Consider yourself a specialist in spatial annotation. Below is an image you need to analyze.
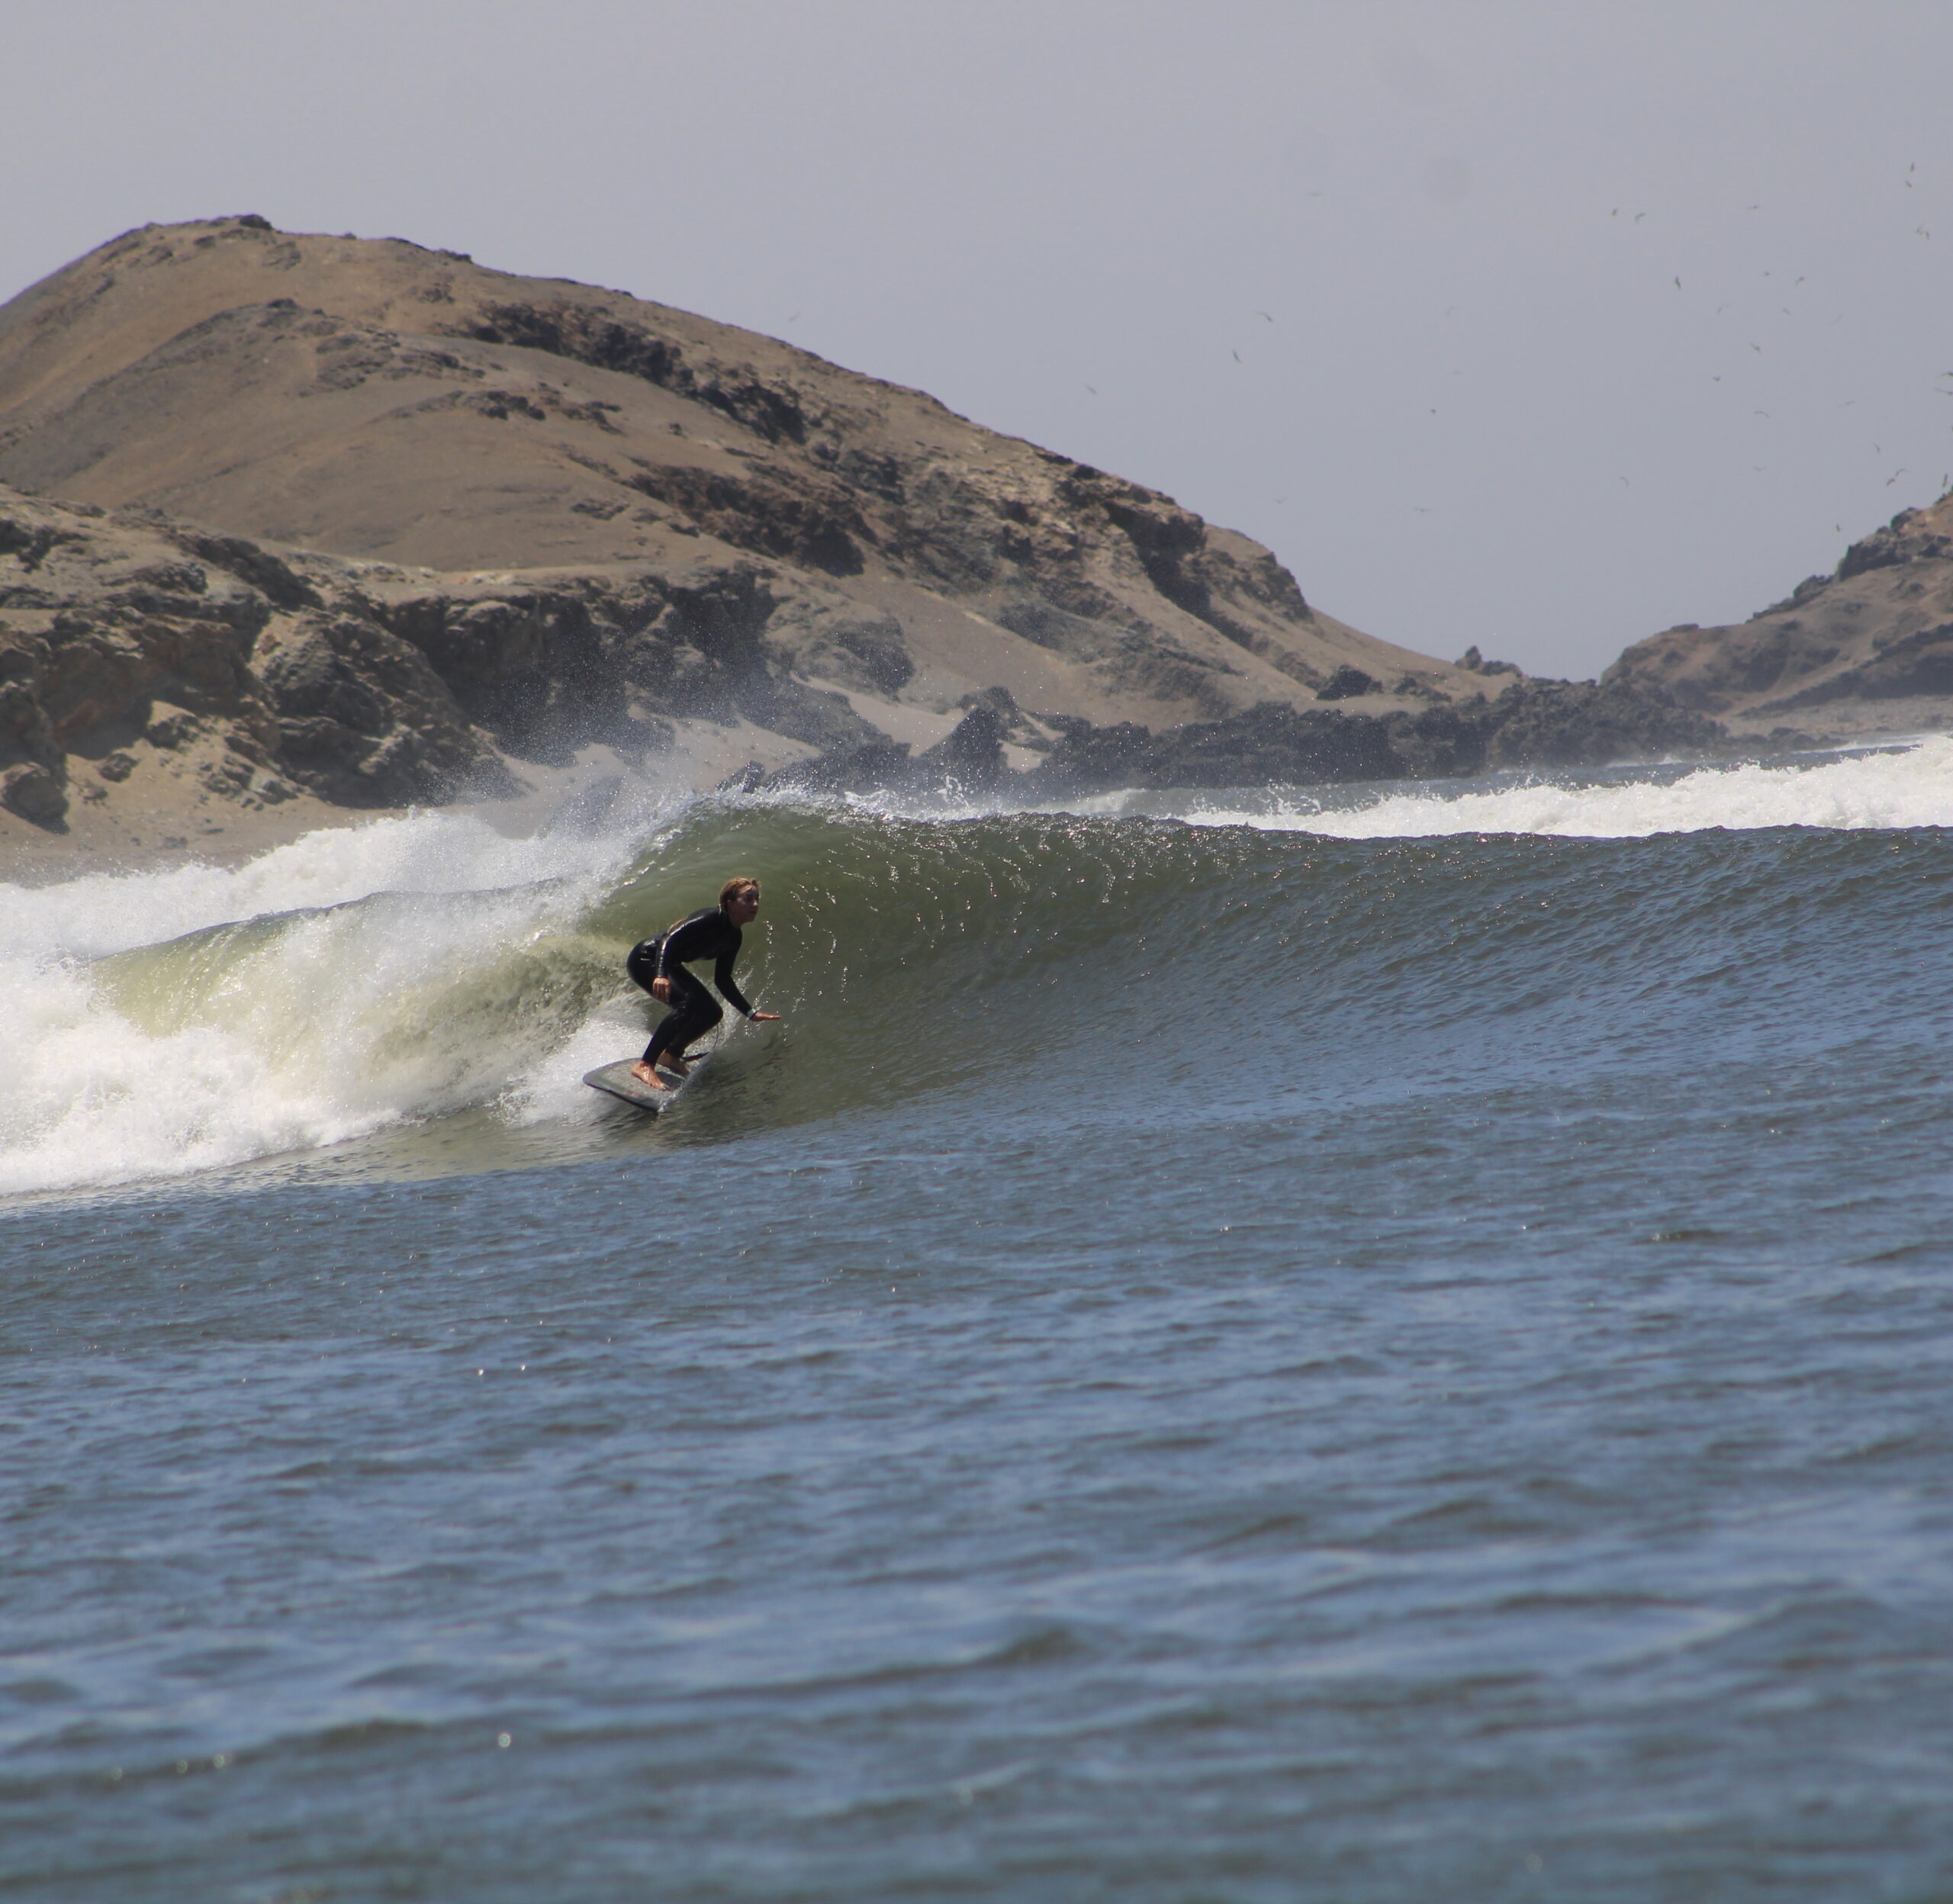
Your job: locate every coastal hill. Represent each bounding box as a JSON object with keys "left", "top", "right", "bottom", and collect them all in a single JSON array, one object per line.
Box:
[
  {"left": 0, "top": 215, "right": 1508, "bottom": 847},
  {"left": 1608, "top": 493, "right": 1953, "bottom": 738},
  {"left": 0, "top": 215, "right": 1829, "bottom": 859}
]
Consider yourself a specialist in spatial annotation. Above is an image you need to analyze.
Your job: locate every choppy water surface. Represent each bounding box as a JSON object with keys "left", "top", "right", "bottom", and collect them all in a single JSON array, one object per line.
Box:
[{"left": 7, "top": 743, "right": 1953, "bottom": 1900}]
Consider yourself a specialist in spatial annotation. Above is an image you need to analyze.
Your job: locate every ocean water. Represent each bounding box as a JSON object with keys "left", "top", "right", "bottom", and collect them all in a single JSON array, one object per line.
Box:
[{"left": 6, "top": 741, "right": 1953, "bottom": 1901}]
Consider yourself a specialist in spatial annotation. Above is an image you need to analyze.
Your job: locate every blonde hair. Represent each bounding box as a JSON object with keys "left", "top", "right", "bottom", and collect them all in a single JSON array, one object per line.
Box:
[{"left": 719, "top": 877, "right": 760, "bottom": 909}]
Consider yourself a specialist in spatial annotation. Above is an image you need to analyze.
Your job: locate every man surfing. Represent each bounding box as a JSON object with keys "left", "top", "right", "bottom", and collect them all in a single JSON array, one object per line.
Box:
[{"left": 626, "top": 876, "right": 780, "bottom": 1090}]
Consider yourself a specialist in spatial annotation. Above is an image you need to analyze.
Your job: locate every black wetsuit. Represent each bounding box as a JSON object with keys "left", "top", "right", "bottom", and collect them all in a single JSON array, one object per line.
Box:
[{"left": 626, "top": 906, "right": 756, "bottom": 1069}]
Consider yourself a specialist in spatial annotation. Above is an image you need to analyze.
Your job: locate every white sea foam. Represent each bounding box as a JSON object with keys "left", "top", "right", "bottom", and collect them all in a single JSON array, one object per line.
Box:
[
  {"left": 1179, "top": 737, "right": 1953, "bottom": 841},
  {"left": 0, "top": 807, "right": 671, "bottom": 1195}
]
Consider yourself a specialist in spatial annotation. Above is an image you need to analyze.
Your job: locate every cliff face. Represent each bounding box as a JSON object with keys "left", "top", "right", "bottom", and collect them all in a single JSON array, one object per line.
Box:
[
  {"left": 0, "top": 215, "right": 1484, "bottom": 809},
  {"left": 1607, "top": 494, "right": 1953, "bottom": 737},
  {"left": 0, "top": 479, "right": 933, "bottom": 831}
]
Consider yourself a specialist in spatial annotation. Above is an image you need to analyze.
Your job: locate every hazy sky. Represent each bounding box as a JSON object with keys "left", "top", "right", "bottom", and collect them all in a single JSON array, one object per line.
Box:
[{"left": 8, "top": 1, "right": 1951, "bottom": 677}]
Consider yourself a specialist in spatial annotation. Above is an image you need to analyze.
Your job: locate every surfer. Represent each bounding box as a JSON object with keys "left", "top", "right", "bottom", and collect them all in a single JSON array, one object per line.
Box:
[{"left": 627, "top": 877, "right": 779, "bottom": 1089}]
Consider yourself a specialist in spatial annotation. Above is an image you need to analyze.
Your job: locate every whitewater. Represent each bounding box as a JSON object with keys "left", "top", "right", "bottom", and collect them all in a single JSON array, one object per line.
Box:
[{"left": 7, "top": 738, "right": 1953, "bottom": 1903}]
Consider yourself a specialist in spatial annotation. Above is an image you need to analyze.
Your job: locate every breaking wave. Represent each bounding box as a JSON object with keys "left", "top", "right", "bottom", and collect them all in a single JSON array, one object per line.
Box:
[{"left": 5, "top": 739, "right": 1951, "bottom": 1195}]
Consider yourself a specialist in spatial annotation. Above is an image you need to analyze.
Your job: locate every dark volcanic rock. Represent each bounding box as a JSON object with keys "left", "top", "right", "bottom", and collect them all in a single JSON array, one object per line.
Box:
[
  {"left": 754, "top": 739, "right": 915, "bottom": 797},
  {"left": 745, "top": 706, "right": 1011, "bottom": 799},
  {"left": 1379, "top": 702, "right": 1495, "bottom": 779},
  {"left": 1115, "top": 702, "right": 1402, "bottom": 791},
  {"left": 738, "top": 676, "right": 1735, "bottom": 802},
  {"left": 912, "top": 705, "right": 1010, "bottom": 793},
  {"left": 1314, "top": 665, "right": 1380, "bottom": 701},
  {"left": 0, "top": 760, "right": 66, "bottom": 825},
  {"left": 1018, "top": 680, "right": 1723, "bottom": 795},
  {"left": 1475, "top": 677, "right": 1728, "bottom": 769}
]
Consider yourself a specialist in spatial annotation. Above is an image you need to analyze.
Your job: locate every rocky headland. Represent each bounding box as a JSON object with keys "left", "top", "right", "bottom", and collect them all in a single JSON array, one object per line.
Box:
[
  {"left": 1, "top": 214, "right": 1928, "bottom": 869},
  {"left": 1607, "top": 494, "right": 1953, "bottom": 738}
]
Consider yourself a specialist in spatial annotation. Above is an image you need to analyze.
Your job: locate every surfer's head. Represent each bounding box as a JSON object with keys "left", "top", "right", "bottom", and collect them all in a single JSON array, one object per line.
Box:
[{"left": 719, "top": 876, "right": 761, "bottom": 925}]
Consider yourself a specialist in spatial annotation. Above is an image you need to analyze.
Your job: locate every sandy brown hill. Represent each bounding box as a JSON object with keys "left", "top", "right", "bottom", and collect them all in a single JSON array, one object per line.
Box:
[
  {"left": 0, "top": 215, "right": 1479, "bottom": 748},
  {"left": 1608, "top": 492, "right": 1953, "bottom": 738}
]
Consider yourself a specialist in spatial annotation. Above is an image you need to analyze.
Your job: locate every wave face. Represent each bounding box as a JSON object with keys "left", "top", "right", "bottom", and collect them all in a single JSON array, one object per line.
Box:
[{"left": 4, "top": 741, "right": 1952, "bottom": 1196}]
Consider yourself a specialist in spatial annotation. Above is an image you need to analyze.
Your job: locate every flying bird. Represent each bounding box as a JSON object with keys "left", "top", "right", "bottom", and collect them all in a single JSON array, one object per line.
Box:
[{"left": 1256, "top": 311, "right": 1273, "bottom": 323}]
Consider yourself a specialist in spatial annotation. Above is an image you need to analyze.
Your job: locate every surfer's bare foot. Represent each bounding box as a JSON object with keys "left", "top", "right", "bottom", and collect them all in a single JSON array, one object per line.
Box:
[{"left": 629, "top": 1060, "right": 671, "bottom": 1090}]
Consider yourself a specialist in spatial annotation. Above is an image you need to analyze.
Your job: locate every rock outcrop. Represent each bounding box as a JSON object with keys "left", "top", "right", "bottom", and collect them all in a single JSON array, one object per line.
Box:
[
  {"left": 738, "top": 677, "right": 1734, "bottom": 802},
  {"left": 1607, "top": 494, "right": 1953, "bottom": 738},
  {"left": 0, "top": 483, "right": 903, "bottom": 828}
]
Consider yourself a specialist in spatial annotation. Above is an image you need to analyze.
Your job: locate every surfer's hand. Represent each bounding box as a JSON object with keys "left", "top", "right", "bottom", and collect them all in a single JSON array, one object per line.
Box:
[
  {"left": 751, "top": 1011, "right": 781, "bottom": 1022},
  {"left": 651, "top": 977, "right": 671, "bottom": 1002}
]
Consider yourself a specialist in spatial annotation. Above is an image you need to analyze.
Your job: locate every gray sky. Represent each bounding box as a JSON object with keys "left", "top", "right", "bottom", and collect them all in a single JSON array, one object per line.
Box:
[{"left": 8, "top": 0, "right": 1951, "bottom": 677}]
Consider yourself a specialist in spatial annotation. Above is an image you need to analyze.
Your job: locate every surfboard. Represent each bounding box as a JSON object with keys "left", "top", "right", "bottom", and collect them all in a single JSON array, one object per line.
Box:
[{"left": 582, "top": 1059, "right": 685, "bottom": 1111}]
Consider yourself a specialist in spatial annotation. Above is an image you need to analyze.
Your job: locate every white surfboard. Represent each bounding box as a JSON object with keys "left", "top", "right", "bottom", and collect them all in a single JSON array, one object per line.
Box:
[{"left": 581, "top": 1058, "right": 691, "bottom": 1111}]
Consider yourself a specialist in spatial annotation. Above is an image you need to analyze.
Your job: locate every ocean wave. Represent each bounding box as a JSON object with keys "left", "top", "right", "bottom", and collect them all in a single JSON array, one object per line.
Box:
[{"left": 4, "top": 742, "right": 1951, "bottom": 1195}]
